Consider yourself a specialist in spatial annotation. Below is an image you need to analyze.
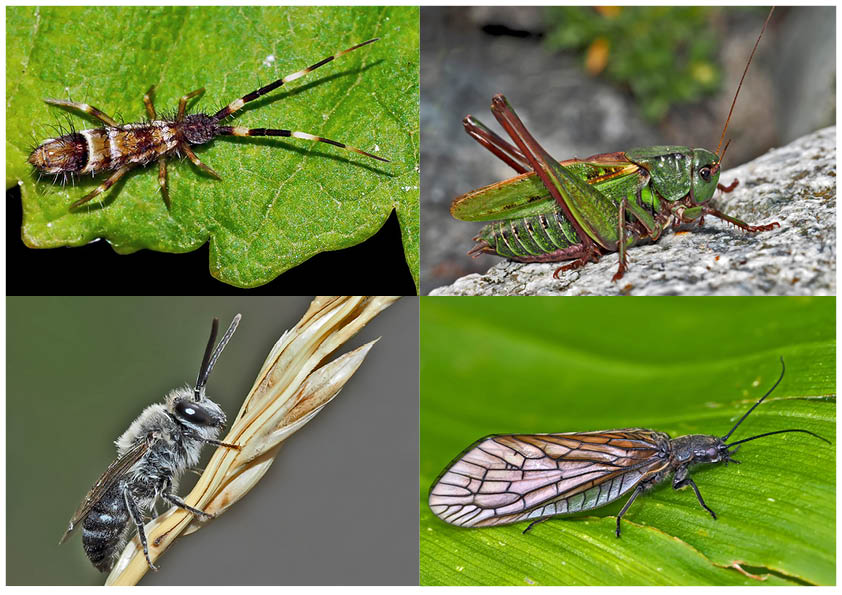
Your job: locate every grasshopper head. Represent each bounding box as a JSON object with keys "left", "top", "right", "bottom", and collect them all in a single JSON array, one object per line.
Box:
[{"left": 690, "top": 148, "right": 721, "bottom": 205}]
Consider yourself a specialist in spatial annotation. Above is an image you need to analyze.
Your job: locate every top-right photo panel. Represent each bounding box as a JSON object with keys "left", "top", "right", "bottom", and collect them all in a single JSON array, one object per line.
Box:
[{"left": 422, "top": 7, "right": 835, "bottom": 296}]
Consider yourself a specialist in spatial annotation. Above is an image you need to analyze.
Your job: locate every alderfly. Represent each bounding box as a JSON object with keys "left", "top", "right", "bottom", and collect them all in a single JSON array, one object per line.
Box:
[
  {"left": 429, "top": 359, "right": 829, "bottom": 536},
  {"left": 29, "top": 39, "right": 388, "bottom": 209}
]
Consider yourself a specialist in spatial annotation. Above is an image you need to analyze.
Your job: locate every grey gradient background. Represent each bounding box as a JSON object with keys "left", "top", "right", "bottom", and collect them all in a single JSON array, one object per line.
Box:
[{"left": 7, "top": 296, "right": 419, "bottom": 585}]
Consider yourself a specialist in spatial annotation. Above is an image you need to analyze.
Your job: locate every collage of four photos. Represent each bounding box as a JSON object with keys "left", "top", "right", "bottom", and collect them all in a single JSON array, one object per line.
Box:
[{"left": 4, "top": 4, "right": 837, "bottom": 587}]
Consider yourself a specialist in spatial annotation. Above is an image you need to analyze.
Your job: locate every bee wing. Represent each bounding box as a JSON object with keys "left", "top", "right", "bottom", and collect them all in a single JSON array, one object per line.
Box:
[
  {"left": 428, "top": 430, "right": 670, "bottom": 528},
  {"left": 59, "top": 439, "right": 149, "bottom": 544}
]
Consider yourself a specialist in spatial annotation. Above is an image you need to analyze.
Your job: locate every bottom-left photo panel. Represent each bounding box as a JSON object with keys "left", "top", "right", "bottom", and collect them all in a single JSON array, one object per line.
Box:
[{"left": 7, "top": 296, "right": 419, "bottom": 586}]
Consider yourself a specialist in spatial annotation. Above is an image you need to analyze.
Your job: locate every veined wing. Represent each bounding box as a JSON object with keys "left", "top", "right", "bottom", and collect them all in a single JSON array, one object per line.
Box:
[
  {"left": 59, "top": 439, "right": 149, "bottom": 544},
  {"left": 429, "top": 430, "right": 670, "bottom": 528}
]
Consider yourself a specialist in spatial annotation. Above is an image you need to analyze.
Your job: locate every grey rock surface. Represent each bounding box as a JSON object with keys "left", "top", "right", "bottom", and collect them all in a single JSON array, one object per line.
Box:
[{"left": 429, "top": 126, "right": 836, "bottom": 296}]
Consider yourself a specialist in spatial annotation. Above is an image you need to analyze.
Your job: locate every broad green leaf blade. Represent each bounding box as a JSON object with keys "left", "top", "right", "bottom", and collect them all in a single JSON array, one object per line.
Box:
[
  {"left": 420, "top": 297, "right": 835, "bottom": 585},
  {"left": 7, "top": 6, "right": 419, "bottom": 288}
]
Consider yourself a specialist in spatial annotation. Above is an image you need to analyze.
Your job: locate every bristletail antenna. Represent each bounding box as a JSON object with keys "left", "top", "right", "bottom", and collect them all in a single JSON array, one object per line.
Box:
[
  {"left": 715, "top": 7, "right": 775, "bottom": 158},
  {"left": 721, "top": 356, "right": 785, "bottom": 442}
]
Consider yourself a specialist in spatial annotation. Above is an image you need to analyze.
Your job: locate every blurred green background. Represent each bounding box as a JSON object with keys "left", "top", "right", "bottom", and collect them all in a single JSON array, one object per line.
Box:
[{"left": 420, "top": 297, "right": 835, "bottom": 585}]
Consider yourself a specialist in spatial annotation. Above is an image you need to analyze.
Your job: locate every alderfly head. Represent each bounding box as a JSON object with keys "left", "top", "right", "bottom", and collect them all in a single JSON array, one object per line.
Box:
[{"left": 689, "top": 148, "right": 721, "bottom": 205}]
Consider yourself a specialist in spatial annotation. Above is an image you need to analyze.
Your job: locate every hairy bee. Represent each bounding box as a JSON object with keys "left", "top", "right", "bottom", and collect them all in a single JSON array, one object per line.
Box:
[{"left": 59, "top": 315, "right": 242, "bottom": 572}]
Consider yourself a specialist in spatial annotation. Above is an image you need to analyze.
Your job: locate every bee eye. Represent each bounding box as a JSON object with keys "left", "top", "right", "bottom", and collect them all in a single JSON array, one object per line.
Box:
[
  {"left": 175, "top": 400, "right": 213, "bottom": 426},
  {"left": 699, "top": 167, "right": 712, "bottom": 182}
]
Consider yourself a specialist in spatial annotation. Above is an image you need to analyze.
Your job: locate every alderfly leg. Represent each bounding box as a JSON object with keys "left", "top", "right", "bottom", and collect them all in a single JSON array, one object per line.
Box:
[
  {"left": 615, "top": 484, "right": 645, "bottom": 538},
  {"left": 522, "top": 518, "right": 548, "bottom": 535},
  {"left": 178, "top": 88, "right": 205, "bottom": 121},
  {"left": 675, "top": 474, "right": 717, "bottom": 520},
  {"left": 44, "top": 98, "right": 120, "bottom": 127},
  {"left": 462, "top": 115, "right": 530, "bottom": 174}
]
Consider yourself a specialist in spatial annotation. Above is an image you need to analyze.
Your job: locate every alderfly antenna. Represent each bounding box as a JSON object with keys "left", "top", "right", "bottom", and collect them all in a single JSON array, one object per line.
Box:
[
  {"left": 194, "top": 314, "right": 241, "bottom": 401},
  {"left": 720, "top": 356, "right": 830, "bottom": 447},
  {"left": 716, "top": 7, "right": 775, "bottom": 158},
  {"left": 721, "top": 356, "right": 784, "bottom": 442}
]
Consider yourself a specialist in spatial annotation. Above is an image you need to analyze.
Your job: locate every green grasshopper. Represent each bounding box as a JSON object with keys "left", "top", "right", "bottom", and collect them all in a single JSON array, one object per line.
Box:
[{"left": 451, "top": 9, "right": 779, "bottom": 282}]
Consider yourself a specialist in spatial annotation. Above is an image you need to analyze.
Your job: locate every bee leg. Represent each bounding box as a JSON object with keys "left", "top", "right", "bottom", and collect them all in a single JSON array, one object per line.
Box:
[
  {"left": 123, "top": 488, "right": 158, "bottom": 571},
  {"left": 161, "top": 480, "right": 214, "bottom": 520},
  {"left": 522, "top": 517, "right": 548, "bottom": 535},
  {"left": 673, "top": 467, "right": 717, "bottom": 520},
  {"left": 615, "top": 484, "right": 645, "bottom": 538},
  {"left": 198, "top": 436, "right": 241, "bottom": 450}
]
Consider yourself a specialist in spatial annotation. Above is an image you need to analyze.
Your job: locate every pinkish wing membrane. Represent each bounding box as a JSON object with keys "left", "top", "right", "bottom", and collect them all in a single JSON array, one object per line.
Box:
[{"left": 429, "top": 430, "right": 669, "bottom": 528}]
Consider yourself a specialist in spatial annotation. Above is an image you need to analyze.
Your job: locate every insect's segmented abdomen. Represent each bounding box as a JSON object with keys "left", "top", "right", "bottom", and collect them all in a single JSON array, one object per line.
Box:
[
  {"left": 476, "top": 210, "right": 581, "bottom": 259},
  {"left": 82, "top": 483, "right": 129, "bottom": 572},
  {"left": 28, "top": 123, "right": 178, "bottom": 176}
]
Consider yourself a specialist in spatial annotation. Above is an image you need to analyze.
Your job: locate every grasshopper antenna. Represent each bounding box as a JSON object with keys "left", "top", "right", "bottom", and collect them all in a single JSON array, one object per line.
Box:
[{"left": 716, "top": 7, "right": 775, "bottom": 158}]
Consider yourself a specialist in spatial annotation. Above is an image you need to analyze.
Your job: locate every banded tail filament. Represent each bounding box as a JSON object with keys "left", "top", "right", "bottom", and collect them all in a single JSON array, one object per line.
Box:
[
  {"left": 429, "top": 359, "right": 829, "bottom": 537},
  {"left": 29, "top": 38, "right": 388, "bottom": 209}
]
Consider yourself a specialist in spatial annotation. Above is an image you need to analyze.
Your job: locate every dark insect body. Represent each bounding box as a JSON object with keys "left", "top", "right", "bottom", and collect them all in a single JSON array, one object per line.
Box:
[
  {"left": 451, "top": 9, "right": 778, "bottom": 281},
  {"left": 60, "top": 316, "right": 242, "bottom": 572},
  {"left": 429, "top": 359, "right": 830, "bottom": 537},
  {"left": 29, "top": 39, "right": 387, "bottom": 209}
]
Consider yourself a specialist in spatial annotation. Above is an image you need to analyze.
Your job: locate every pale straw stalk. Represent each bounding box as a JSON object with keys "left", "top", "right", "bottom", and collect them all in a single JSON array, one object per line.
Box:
[{"left": 106, "top": 295, "right": 400, "bottom": 585}]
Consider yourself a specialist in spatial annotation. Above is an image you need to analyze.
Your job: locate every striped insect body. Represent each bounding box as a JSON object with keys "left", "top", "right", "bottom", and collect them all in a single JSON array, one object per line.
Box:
[
  {"left": 29, "top": 39, "right": 388, "bottom": 209},
  {"left": 429, "top": 359, "right": 830, "bottom": 537}
]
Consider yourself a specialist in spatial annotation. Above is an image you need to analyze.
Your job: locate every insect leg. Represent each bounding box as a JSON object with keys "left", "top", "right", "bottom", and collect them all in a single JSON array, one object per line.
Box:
[
  {"left": 615, "top": 484, "right": 645, "bottom": 538},
  {"left": 70, "top": 165, "right": 131, "bottom": 208},
  {"left": 198, "top": 436, "right": 241, "bottom": 449},
  {"left": 143, "top": 86, "right": 158, "bottom": 119},
  {"left": 157, "top": 158, "right": 170, "bottom": 208},
  {"left": 522, "top": 517, "right": 549, "bottom": 535},
  {"left": 212, "top": 39, "right": 379, "bottom": 121},
  {"left": 160, "top": 480, "right": 214, "bottom": 520},
  {"left": 717, "top": 180, "right": 739, "bottom": 193},
  {"left": 700, "top": 206, "right": 780, "bottom": 233},
  {"left": 463, "top": 115, "right": 530, "bottom": 174},
  {"left": 182, "top": 144, "right": 221, "bottom": 179},
  {"left": 44, "top": 99, "right": 120, "bottom": 127},
  {"left": 673, "top": 469, "right": 717, "bottom": 520},
  {"left": 489, "top": 94, "right": 610, "bottom": 270},
  {"left": 177, "top": 88, "right": 205, "bottom": 121},
  {"left": 216, "top": 126, "right": 389, "bottom": 163},
  {"left": 123, "top": 487, "right": 158, "bottom": 571}
]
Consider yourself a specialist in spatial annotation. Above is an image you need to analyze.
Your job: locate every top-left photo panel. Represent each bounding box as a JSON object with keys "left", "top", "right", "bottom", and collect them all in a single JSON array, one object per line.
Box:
[{"left": 7, "top": 6, "right": 420, "bottom": 294}]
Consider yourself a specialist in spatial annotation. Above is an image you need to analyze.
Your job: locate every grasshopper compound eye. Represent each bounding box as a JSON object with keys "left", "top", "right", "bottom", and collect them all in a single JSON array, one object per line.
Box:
[{"left": 699, "top": 167, "right": 713, "bottom": 182}]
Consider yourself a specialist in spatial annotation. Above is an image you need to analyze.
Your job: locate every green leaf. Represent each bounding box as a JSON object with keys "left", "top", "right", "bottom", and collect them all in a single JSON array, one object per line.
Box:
[
  {"left": 421, "top": 297, "right": 835, "bottom": 585},
  {"left": 7, "top": 6, "right": 419, "bottom": 288}
]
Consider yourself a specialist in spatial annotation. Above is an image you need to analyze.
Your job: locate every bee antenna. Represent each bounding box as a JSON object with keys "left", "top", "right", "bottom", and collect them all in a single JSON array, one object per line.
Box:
[
  {"left": 194, "top": 314, "right": 241, "bottom": 400},
  {"left": 721, "top": 356, "right": 785, "bottom": 442}
]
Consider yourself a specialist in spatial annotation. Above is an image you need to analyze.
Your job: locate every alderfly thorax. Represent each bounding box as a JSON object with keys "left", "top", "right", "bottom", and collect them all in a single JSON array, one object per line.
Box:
[{"left": 668, "top": 434, "right": 728, "bottom": 466}]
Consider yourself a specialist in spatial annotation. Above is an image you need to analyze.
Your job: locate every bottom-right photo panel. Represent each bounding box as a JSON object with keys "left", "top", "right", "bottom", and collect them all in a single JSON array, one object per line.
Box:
[{"left": 420, "top": 297, "right": 835, "bottom": 586}]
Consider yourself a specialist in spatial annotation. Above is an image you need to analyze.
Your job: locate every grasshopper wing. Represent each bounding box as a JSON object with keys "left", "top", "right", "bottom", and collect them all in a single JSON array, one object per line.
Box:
[
  {"left": 429, "top": 430, "right": 670, "bottom": 528},
  {"left": 59, "top": 439, "right": 149, "bottom": 544}
]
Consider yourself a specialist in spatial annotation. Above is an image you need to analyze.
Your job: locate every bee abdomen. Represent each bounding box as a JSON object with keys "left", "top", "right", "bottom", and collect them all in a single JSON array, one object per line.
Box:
[{"left": 82, "top": 484, "right": 129, "bottom": 572}]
